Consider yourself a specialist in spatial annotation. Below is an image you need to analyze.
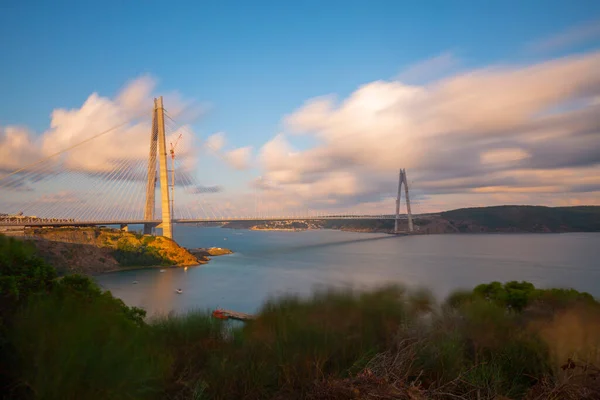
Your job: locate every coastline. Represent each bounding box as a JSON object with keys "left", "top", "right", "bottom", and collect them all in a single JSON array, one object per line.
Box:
[
  {"left": 250, "top": 228, "right": 307, "bottom": 232},
  {"left": 96, "top": 247, "right": 234, "bottom": 275},
  {"left": 95, "top": 263, "right": 197, "bottom": 276}
]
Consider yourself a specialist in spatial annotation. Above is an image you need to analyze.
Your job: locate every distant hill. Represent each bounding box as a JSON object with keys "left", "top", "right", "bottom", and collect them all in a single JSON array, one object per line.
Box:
[
  {"left": 440, "top": 205, "right": 600, "bottom": 233},
  {"left": 219, "top": 205, "right": 600, "bottom": 234}
]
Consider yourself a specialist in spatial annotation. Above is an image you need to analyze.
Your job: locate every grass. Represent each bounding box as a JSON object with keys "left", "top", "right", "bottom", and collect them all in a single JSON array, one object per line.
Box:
[
  {"left": 2, "top": 235, "right": 600, "bottom": 399},
  {"left": 9, "top": 289, "right": 168, "bottom": 400},
  {"left": 4, "top": 281, "right": 600, "bottom": 399}
]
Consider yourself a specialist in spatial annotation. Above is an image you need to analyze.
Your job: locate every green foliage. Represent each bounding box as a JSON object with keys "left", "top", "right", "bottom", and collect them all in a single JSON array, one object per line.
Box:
[
  {"left": 0, "top": 235, "right": 58, "bottom": 396},
  {"left": 2, "top": 242, "right": 599, "bottom": 400},
  {"left": 0, "top": 238, "right": 154, "bottom": 398},
  {"left": 413, "top": 329, "right": 466, "bottom": 384},
  {"left": 445, "top": 289, "right": 474, "bottom": 309},
  {"left": 143, "top": 235, "right": 157, "bottom": 245},
  {"left": 457, "top": 300, "right": 550, "bottom": 397},
  {"left": 112, "top": 238, "right": 174, "bottom": 267},
  {"left": 473, "top": 280, "right": 535, "bottom": 311},
  {"left": 201, "top": 285, "right": 419, "bottom": 399},
  {"left": 0, "top": 235, "right": 56, "bottom": 302},
  {"left": 150, "top": 312, "right": 225, "bottom": 398},
  {"left": 530, "top": 287, "right": 597, "bottom": 309},
  {"left": 10, "top": 280, "right": 167, "bottom": 399},
  {"left": 447, "top": 280, "right": 597, "bottom": 312}
]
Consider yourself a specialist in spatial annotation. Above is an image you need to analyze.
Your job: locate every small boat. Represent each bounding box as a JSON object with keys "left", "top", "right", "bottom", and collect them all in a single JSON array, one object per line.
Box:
[
  {"left": 132, "top": 281, "right": 138, "bottom": 284},
  {"left": 159, "top": 269, "right": 165, "bottom": 273},
  {"left": 176, "top": 289, "right": 183, "bottom": 294},
  {"left": 184, "top": 266, "right": 188, "bottom": 271}
]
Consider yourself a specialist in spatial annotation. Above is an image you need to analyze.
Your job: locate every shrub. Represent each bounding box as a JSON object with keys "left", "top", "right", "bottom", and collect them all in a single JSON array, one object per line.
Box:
[
  {"left": 143, "top": 235, "right": 157, "bottom": 245},
  {"left": 10, "top": 289, "right": 167, "bottom": 399},
  {"left": 0, "top": 235, "right": 56, "bottom": 303},
  {"left": 447, "top": 281, "right": 598, "bottom": 313},
  {"left": 150, "top": 311, "right": 226, "bottom": 398},
  {"left": 201, "top": 285, "right": 422, "bottom": 399}
]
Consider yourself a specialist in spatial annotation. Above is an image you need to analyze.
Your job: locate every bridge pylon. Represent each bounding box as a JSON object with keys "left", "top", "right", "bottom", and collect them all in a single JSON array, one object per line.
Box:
[
  {"left": 143, "top": 96, "right": 172, "bottom": 238},
  {"left": 394, "top": 168, "right": 413, "bottom": 234},
  {"left": 143, "top": 98, "right": 159, "bottom": 234}
]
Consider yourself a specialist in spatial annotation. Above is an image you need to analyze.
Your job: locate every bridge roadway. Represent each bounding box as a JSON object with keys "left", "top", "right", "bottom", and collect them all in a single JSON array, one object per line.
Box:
[{"left": 0, "top": 214, "right": 433, "bottom": 228}]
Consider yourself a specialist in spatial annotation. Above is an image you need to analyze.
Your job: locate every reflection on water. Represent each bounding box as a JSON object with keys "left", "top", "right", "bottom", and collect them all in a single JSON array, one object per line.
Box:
[{"left": 95, "top": 226, "right": 600, "bottom": 316}]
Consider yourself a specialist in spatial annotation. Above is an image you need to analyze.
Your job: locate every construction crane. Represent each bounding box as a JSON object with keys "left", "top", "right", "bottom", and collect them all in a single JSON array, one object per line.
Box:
[{"left": 169, "top": 133, "right": 183, "bottom": 217}]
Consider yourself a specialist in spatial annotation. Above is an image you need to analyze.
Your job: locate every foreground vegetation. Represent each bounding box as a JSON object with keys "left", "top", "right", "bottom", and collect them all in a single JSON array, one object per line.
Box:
[{"left": 1, "top": 235, "right": 600, "bottom": 399}]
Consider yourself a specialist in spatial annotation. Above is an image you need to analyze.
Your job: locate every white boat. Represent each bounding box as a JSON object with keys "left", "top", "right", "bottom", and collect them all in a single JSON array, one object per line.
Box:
[
  {"left": 132, "top": 281, "right": 138, "bottom": 284},
  {"left": 159, "top": 269, "right": 165, "bottom": 273},
  {"left": 176, "top": 289, "right": 183, "bottom": 294}
]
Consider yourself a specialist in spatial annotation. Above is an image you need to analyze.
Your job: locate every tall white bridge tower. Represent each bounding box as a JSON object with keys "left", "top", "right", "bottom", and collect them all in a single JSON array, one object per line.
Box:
[
  {"left": 143, "top": 96, "right": 172, "bottom": 238},
  {"left": 394, "top": 168, "right": 413, "bottom": 234}
]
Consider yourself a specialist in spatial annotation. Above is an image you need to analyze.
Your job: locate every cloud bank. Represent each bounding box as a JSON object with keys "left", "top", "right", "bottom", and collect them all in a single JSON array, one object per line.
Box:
[
  {"left": 3, "top": 47, "right": 600, "bottom": 216},
  {"left": 0, "top": 76, "right": 200, "bottom": 176},
  {"left": 255, "top": 51, "right": 600, "bottom": 212},
  {"left": 203, "top": 132, "right": 253, "bottom": 171}
]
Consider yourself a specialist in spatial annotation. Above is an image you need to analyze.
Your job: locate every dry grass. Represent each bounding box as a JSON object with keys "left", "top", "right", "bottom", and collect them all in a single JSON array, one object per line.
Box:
[
  {"left": 525, "top": 360, "right": 600, "bottom": 399},
  {"left": 533, "top": 306, "right": 600, "bottom": 369}
]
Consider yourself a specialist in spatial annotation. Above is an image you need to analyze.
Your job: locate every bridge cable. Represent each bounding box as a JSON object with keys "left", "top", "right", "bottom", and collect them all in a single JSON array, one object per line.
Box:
[{"left": 0, "top": 112, "right": 151, "bottom": 184}]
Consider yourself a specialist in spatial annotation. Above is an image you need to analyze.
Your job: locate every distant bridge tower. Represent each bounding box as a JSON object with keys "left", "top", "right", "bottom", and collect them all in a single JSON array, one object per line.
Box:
[
  {"left": 143, "top": 96, "right": 173, "bottom": 238},
  {"left": 394, "top": 168, "right": 414, "bottom": 234}
]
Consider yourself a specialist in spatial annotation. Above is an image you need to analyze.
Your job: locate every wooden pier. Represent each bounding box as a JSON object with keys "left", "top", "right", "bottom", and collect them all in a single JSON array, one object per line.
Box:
[{"left": 212, "top": 309, "right": 255, "bottom": 321}]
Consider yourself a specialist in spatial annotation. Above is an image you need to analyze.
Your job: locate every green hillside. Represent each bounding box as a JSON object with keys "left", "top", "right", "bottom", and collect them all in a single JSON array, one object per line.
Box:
[{"left": 442, "top": 206, "right": 600, "bottom": 232}]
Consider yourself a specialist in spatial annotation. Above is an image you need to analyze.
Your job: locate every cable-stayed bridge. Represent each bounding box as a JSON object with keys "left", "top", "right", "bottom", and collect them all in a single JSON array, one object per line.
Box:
[{"left": 0, "top": 97, "right": 416, "bottom": 237}]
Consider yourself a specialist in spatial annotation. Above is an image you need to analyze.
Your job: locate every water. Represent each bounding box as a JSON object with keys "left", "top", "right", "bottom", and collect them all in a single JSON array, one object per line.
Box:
[{"left": 95, "top": 226, "right": 600, "bottom": 316}]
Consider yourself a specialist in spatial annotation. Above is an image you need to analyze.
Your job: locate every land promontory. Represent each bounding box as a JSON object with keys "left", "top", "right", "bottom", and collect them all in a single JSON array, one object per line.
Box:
[{"left": 23, "top": 227, "right": 203, "bottom": 275}]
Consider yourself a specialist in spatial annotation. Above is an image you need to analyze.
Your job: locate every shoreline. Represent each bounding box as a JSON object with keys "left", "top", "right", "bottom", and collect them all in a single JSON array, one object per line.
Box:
[
  {"left": 95, "top": 263, "right": 199, "bottom": 276},
  {"left": 216, "top": 226, "right": 595, "bottom": 235},
  {"left": 96, "top": 247, "right": 234, "bottom": 276},
  {"left": 250, "top": 228, "right": 307, "bottom": 232}
]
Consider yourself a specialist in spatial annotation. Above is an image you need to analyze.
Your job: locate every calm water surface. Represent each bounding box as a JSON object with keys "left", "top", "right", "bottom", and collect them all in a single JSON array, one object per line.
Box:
[{"left": 95, "top": 226, "right": 600, "bottom": 316}]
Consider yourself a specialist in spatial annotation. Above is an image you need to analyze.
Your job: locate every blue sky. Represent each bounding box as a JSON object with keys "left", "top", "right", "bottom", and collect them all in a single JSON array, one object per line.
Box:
[
  {"left": 1, "top": 1, "right": 600, "bottom": 215},
  {"left": 2, "top": 1, "right": 599, "bottom": 136}
]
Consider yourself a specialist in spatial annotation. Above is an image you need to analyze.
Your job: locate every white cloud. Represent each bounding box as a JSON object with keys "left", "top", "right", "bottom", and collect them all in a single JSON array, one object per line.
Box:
[
  {"left": 396, "top": 52, "right": 460, "bottom": 84},
  {"left": 256, "top": 51, "right": 600, "bottom": 212},
  {"left": 116, "top": 75, "right": 155, "bottom": 115},
  {"left": 202, "top": 132, "right": 255, "bottom": 171},
  {"left": 224, "top": 146, "right": 252, "bottom": 170},
  {"left": 205, "top": 132, "right": 225, "bottom": 152},
  {"left": 0, "top": 76, "right": 199, "bottom": 176},
  {"left": 0, "top": 76, "right": 207, "bottom": 220},
  {"left": 527, "top": 19, "right": 600, "bottom": 53},
  {"left": 4, "top": 48, "right": 600, "bottom": 217},
  {"left": 0, "top": 126, "right": 40, "bottom": 172},
  {"left": 480, "top": 148, "right": 530, "bottom": 165}
]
